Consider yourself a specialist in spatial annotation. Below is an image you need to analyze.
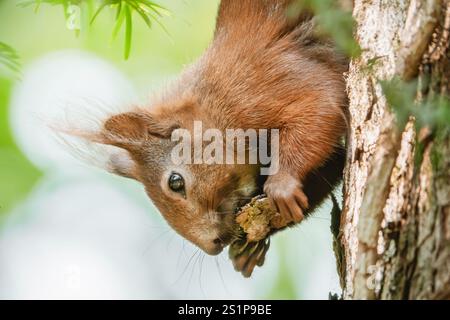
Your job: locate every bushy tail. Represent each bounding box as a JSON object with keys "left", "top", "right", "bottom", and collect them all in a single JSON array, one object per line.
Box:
[{"left": 214, "top": 0, "right": 313, "bottom": 40}]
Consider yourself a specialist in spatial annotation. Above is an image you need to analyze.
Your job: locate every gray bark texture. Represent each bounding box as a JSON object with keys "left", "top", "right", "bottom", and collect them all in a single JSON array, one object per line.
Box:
[{"left": 340, "top": 0, "right": 450, "bottom": 299}]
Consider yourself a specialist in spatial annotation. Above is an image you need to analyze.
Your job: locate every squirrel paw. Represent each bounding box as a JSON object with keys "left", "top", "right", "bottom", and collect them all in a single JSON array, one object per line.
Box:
[
  {"left": 264, "top": 172, "right": 309, "bottom": 224},
  {"left": 229, "top": 238, "right": 270, "bottom": 278}
]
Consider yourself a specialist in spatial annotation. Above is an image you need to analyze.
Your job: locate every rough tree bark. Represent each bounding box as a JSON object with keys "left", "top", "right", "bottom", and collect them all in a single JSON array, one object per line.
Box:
[{"left": 340, "top": 0, "right": 450, "bottom": 299}]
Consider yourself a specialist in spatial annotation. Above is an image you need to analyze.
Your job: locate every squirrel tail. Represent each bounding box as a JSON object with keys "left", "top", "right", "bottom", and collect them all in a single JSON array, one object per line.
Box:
[{"left": 214, "top": 0, "right": 313, "bottom": 40}]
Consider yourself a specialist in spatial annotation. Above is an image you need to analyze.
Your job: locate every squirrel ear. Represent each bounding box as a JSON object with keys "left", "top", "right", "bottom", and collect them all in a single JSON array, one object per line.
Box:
[{"left": 101, "top": 111, "right": 179, "bottom": 150}]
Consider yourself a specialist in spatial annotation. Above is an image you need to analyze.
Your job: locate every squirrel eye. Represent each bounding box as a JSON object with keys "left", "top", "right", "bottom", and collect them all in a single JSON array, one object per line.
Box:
[{"left": 168, "top": 173, "right": 185, "bottom": 193}]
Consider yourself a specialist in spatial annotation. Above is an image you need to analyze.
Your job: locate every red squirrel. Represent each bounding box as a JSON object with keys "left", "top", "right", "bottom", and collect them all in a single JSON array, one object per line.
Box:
[{"left": 76, "top": 0, "right": 348, "bottom": 256}]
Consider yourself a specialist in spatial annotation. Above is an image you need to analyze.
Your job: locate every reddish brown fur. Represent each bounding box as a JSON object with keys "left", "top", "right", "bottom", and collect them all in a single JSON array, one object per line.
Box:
[{"left": 80, "top": 0, "right": 349, "bottom": 255}]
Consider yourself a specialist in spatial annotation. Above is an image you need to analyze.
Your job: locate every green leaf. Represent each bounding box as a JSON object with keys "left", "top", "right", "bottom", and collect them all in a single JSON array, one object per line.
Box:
[
  {"left": 111, "top": 5, "right": 126, "bottom": 42},
  {"left": 124, "top": 3, "right": 132, "bottom": 60},
  {"left": 90, "top": 2, "right": 110, "bottom": 25},
  {"left": 125, "top": 0, "right": 152, "bottom": 29},
  {"left": 115, "top": 0, "right": 122, "bottom": 19}
]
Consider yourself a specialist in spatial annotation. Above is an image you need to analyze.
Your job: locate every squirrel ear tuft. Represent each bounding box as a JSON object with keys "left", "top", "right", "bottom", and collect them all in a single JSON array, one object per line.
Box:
[{"left": 102, "top": 111, "right": 179, "bottom": 149}]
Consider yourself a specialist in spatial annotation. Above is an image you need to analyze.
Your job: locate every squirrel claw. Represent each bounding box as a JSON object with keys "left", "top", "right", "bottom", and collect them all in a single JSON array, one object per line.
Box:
[
  {"left": 264, "top": 173, "right": 309, "bottom": 225},
  {"left": 229, "top": 238, "right": 270, "bottom": 278}
]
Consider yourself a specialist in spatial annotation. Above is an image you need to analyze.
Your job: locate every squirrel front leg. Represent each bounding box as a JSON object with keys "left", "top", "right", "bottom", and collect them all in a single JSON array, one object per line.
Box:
[{"left": 264, "top": 103, "right": 346, "bottom": 224}]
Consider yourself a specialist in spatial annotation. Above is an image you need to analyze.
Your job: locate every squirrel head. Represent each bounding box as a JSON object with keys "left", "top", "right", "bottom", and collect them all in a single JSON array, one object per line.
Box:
[
  {"left": 65, "top": 0, "right": 349, "bottom": 256},
  {"left": 92, "top": 100, "right": 262, "bottom": 255}
]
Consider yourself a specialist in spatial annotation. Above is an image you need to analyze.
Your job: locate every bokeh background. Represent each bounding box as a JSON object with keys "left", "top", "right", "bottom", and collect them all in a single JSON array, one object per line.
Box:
[{"left": 0, "top": 0, "right": 340, "bottom": 299}]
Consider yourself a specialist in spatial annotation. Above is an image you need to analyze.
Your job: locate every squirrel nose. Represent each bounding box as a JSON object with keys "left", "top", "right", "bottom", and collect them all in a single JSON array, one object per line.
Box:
[{"left": 203, "top": 238, "right": 225, "bottom": 256}]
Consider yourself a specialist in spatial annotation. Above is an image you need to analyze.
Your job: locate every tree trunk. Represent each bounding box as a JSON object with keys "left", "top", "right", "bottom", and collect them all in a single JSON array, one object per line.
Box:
[{"left": 340, "top": 0, "right": 450, "bottom": 299}]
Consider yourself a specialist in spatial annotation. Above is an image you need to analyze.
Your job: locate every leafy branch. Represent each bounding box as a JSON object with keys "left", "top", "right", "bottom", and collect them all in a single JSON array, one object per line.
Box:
[
  {"left": 19, "top": 0, "right": 169, "bottom": 60},
  {"left": 90, "top": 0, "right": 170, "bottom": 59}
]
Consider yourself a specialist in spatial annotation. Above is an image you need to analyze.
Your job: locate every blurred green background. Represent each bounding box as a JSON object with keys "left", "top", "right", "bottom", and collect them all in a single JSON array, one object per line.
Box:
[{"left": 0, "top": 0, "right": 339, "bottom": 299}]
